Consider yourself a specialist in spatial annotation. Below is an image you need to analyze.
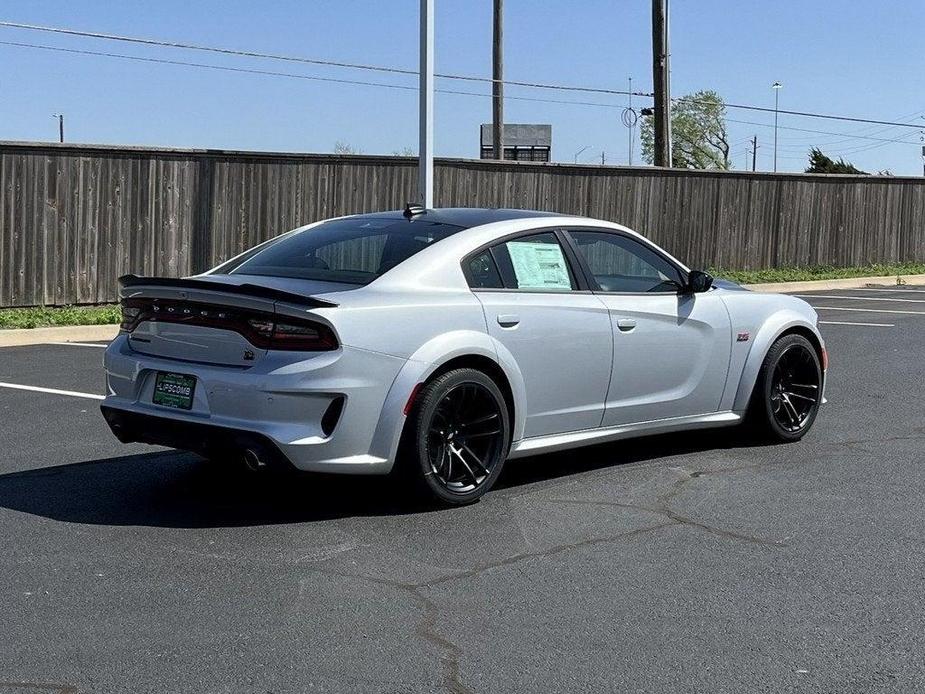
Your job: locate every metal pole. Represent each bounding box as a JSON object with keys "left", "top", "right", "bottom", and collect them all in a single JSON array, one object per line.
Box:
[
  {"left": 58, "top": 114, "right": 64, "bottom": 143},
  {"left": 418, "top": 0, "right": 434, "bottom": 208},
  {"left": 651, "top": 0, "right": 670, "bottom": 167},
  {"left": 492, "top": 0, "right": 504, "bottom": 160},
  {"left": 628, "top": 77, "right": 633, "bottom": 166},
  {"left": 664, "top": 0, "right": 672, "bottom": 167},
  {"left": 772, "top": 82, "right": 781, "bottom": 172}
]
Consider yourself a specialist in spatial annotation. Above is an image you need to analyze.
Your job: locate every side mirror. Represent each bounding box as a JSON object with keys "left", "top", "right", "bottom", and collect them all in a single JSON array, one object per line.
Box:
[{"left": 687, "top": 270, "right": 714, "bottom": 293}]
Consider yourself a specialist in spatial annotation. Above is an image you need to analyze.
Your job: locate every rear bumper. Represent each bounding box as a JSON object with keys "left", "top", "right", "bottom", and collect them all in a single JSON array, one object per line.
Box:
[
  {"left": 101, "top": 334, "right": 408, "bottom": 474},
  {"left": 101, "top": 406, "right": 294, "bottom": 468}
]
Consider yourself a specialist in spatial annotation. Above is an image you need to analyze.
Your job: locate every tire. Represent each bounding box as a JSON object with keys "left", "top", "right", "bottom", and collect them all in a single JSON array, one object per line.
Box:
[
  {"left": 399, "top": 368, "right": 511, "bottom": 505},
  {"left": 748, "top": 333, "right": 823, "bottom": 442}
]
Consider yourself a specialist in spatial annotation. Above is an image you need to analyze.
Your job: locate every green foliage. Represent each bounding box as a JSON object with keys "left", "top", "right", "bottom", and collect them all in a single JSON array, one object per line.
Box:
[
  {"left": 641, "top": 90, "right": 730, "bottom": 169},
  {"left": 805, "top": 148, "right": 868, "bottom": 174},
  {"left": 710, "top": 263, "right": 925, "bottom": 284},
  {"left": 0, "top": 305, "right": 121, "bottom": 329}
]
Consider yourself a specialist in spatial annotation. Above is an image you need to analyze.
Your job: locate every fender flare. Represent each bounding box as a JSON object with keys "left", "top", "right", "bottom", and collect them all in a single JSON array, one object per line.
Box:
[
  {"left": 366, "top": 330, "right": 527, "bottom": 467},
  {"left": 731, "top": 312, "right": 825, "bottom": 412}
]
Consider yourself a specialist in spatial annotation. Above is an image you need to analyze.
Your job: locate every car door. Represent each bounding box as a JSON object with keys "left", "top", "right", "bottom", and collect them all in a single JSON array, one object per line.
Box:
[
  {"left": 465, "top": 230, "right": 613, "bottom": 439},
  {"left": 564, "top": 228, "right": 731, "bottom": 426}
]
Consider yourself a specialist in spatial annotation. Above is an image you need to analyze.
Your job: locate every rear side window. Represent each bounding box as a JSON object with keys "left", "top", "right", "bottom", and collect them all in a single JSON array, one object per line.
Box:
[
  {"left": 218, "top": 217, "right": 464, "bottom": 285},
  {"left": 490, "top": 232, "right": 578, "bottom": 291},
  {"left": 465, "top": 251, "right": 504, "bottom": 289}
]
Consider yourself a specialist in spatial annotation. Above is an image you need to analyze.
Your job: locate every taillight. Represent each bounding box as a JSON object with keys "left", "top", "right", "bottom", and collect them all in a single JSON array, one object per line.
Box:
[
  {"left": 268, "top": 319, "right": 338, "bottom": 351},
  {"left": 120, "top": 301, "right": 142, "bottom": 331},
  {"left": 118, "top": 298, "right": 337, "bottom": 351}
]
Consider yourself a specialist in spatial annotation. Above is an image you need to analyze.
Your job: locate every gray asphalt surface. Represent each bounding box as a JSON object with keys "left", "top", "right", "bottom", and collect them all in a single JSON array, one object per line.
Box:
[{"left": 1, "top": 285, "right": 923, "bottom": 694}]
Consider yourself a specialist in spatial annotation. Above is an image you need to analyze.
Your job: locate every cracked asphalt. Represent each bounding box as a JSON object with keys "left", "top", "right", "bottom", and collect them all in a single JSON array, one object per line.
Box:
[{"left": 1, "top": 286, "right": 923, "bottom": 693}]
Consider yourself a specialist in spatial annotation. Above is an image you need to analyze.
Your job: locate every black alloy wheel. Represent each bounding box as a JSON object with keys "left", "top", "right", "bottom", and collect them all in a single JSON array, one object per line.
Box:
[
  {"left": 752, "top": 333, "right": 823, "bottom": 441},
  {"left": 405, "top": 368, "right": 510, "bottom": 505}
]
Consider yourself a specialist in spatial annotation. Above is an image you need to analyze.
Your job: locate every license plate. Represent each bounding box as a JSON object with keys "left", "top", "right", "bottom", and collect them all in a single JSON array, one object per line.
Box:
[{"left": 153, "top": 372, "right": 197, "bottom": 410}]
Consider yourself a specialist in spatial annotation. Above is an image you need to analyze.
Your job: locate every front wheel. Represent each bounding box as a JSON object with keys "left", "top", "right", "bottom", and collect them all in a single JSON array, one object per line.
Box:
[
  {"left": 401, "top": 368, "right": 511, "bottom": 505},
  {"left": 749, "top": 333, "right": 823, "bottom": 442}
]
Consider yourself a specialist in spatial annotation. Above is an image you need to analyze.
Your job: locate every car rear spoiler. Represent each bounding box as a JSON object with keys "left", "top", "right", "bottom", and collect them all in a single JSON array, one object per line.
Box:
[{"left": 118, "top": 275, "right": 338, "bottom": 308}]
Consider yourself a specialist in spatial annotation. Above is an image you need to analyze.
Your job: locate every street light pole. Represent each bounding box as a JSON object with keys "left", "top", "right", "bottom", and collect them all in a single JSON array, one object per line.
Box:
[
  {"left": 53, "top": 114, "right": 64, "bottom": 143},
  {"left": 772, "top": 81, "right": 782, "bottom": 172},
  {"left": 574, "top": 145, "right": 591, "bottom": 163}
]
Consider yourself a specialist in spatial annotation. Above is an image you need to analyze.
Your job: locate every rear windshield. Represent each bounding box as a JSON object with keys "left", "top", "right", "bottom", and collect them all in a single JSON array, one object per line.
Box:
[{"left": 217, "top": 217, "right": 465, "bottom": 285}]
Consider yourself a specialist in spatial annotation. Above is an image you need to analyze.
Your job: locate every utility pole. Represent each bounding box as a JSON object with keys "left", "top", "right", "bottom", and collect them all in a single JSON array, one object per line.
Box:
[
  {"left": 492, "top": 0, "right": 504, "bottom": 160},
  {"left": 651, "top": 0, "right": 671, "bottom": 167},
  {"left": 418, "top": 0, "right": 434, "bottom": 207},
  {"left": 601, "top": 151, "right": 605, "bottom": 165},
  {"left": 53, "top": 114, "right": 64, "bottom": 143},
  {"left": 772, "top": 81, "right": 782, "bottom": 172},
  {"left": 628, "top": 76, "right": 634, "bottom": 166},
  {"left": 751, "top": 135, "right": 758, "bottom": 172}
]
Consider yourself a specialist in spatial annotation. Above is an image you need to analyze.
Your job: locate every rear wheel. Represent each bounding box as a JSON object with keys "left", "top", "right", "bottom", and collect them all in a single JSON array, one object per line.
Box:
[
  {"left": 402, "top": 368, "right": 510, "bottom": 505},
  {"left": 749, "top": 334, "right": 822, "bottom": 441}
]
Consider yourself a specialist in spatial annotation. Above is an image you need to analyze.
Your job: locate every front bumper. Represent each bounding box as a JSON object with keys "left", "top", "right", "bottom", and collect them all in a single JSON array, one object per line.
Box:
[{"left": 101, "top": 334, "right": 408, "bottom": 474}]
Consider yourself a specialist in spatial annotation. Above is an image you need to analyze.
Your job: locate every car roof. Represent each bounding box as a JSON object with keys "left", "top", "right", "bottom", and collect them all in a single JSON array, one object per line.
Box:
[{"left": 349, "top": 207, "right": 566, "bottom": 229}]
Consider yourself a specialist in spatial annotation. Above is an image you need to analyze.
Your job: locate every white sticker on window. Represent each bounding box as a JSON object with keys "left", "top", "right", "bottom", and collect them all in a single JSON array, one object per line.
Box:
[{"left": 507, "top": 241, "right": 572, "bottom": 290}]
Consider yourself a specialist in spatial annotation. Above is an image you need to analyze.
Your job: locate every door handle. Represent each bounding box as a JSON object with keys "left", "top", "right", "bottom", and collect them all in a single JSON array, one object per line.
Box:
[
  {"left": 497, "top": 314, "right": 520, "bottom": 328},
  {"left": 617, "top": 318, "right": 637, "bottom": 332}
]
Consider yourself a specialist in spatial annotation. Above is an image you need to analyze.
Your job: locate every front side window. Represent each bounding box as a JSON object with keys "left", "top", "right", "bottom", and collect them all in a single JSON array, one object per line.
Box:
[
  {"left": 491, "top": 232, "right": 577, "bottom": 291},
  {"left": 567, "top": 230, "right": 684, "bottom": 293},
  {"left": 217, "top": 217, "right": 464, "bottom": 285}
]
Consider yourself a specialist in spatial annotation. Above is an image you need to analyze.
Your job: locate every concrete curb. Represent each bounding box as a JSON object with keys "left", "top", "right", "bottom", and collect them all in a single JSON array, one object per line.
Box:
[
  {"left": 745, "top": 274, "right": 925, "bottom": 294},
  {"left": 0, "top": 324, "right": 119, "bottom": 347}
]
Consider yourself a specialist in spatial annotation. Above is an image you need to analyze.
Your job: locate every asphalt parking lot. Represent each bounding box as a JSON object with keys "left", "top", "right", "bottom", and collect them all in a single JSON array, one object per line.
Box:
[{"left": 1, "top": 285, "right": 924, "bottom": 694}]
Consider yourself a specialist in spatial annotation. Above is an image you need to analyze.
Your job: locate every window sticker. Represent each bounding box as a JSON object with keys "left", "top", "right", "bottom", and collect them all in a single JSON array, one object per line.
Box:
[{"left": 506, "top": 241, "right": 572, "bottom": 290}]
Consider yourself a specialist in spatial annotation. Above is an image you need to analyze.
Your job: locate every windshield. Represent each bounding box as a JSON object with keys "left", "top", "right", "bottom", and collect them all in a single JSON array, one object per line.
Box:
[{"left": 217, "top": 217, "right": 465, "bottom": 284}]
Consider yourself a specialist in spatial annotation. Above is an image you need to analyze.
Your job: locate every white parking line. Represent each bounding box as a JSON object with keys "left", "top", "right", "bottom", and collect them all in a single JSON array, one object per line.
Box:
[
  {"left": 0, "top": 381, "right": 104, "bottom": 400},
  {"left": 46, "top": 342, "right": 107, "bottom": 348},
  {"left": 818, "top": 320, "right": 894, "bottom": 327},
  {"left": 843, "top": 288, "right": 925, "bottom": 293},
  {"left": 814, "top": 306, "right": 925, "bottom": 315},
  {"left": 795, "top": 294, "right": 925, "bottom": 303}
]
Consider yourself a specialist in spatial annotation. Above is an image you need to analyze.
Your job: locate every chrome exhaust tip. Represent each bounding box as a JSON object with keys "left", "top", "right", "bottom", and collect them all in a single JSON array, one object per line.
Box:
[{"left": 242, "top": 447, "right": 268, "bottom": 472}]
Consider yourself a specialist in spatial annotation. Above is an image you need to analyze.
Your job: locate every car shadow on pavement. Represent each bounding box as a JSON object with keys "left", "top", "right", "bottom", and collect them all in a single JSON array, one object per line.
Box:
[{"left": 0, "top": 429, "right": 765, "bottom": 528}]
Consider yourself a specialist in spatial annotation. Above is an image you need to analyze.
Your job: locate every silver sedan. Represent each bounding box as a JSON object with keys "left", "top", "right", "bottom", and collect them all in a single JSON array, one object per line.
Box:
[{"left": 101, "top": 207, "right": 826, "bottom": 504}]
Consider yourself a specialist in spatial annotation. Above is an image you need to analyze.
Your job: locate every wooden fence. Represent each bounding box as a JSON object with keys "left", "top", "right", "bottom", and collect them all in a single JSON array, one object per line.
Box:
[{"left": 1, "top": 140, "right": 924, "bottom": 307}]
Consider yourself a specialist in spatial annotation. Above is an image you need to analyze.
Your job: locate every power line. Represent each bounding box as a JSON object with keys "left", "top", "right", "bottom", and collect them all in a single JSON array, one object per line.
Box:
[
  {"left": 0, "top": 19, "right": 646, "bottom": 98},
  {"left": 0, "top": 39, "right": 642, "bottom": 110},
  {"left": 725, "top": 117, "right": 920, "bottom": 146},
  {"left": 677, "top": 96, "right": 921, "bottom": 129},
  {"left": 1, "top": 20, "right": 921, "bottom": 131},
  {"left": 3, "top": 22, "right": 922, "bottom": 147}
]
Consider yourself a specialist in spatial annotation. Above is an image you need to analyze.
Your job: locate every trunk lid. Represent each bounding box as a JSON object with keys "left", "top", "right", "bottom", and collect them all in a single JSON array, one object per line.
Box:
[{"left": 119, "top": 274, "right": 349, "bottom": 367}]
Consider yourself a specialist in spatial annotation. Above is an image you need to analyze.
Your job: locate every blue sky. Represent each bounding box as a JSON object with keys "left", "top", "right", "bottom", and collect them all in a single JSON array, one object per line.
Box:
[{"left": 2, "top": 1, "right": 923, "bottom": 174}]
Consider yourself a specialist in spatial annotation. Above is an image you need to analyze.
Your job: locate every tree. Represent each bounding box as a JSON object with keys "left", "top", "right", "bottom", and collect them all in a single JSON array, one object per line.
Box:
[
  {"left": 641, "top": 90, "right": 730, "bottom": 169},
  {"left": 391, "top": 146, "right": 415, "bottom": 156},
  {"left": 333, "top": 141, "right": 362, "bottom": 155},
  {"left": 805, "top": 148, "right": 868, "bottom": 174}
]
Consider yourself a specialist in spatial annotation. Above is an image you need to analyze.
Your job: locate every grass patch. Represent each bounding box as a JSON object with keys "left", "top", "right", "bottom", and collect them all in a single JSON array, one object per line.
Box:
[
  {"left": 0, "top": 304, "right": 121, "bottom": 329},
  {"left": 710, "top": 263, "right": 925, "bottom": 285}
]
